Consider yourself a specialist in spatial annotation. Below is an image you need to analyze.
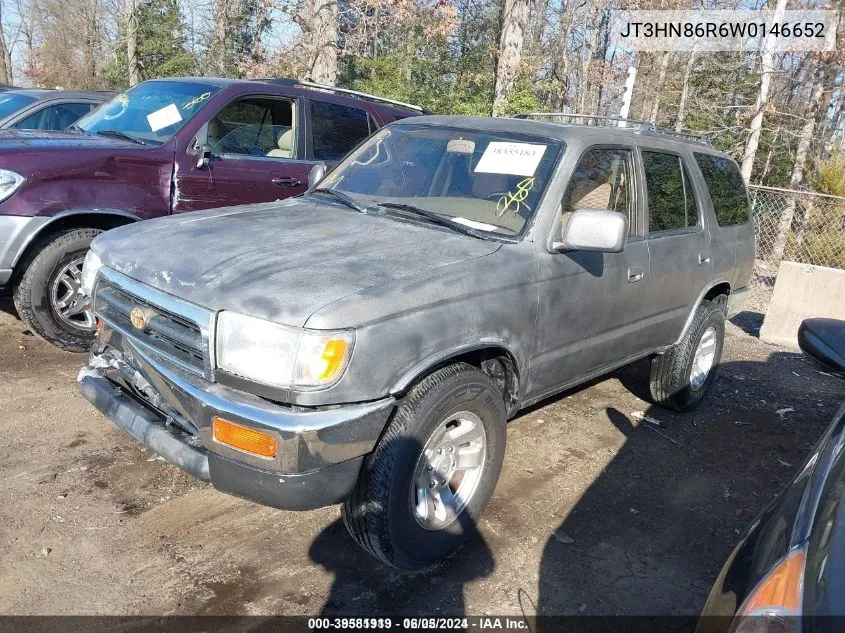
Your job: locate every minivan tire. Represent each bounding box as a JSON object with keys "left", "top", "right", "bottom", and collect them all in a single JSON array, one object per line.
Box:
[
  {"left": 650, "top": 299, "right": 725, "bottom": 412},
  {"left": 342, "top": 363, "right": 507, "bottom": 570},
  {"left": 13, "top": 228, "right": 101, "bottom": 353}
]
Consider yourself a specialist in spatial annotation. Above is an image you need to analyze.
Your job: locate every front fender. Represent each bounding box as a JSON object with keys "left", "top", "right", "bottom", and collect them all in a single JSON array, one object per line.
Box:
[
  {"left": 8, "top": 209, "right": 139, "bottom": 269},
  {"left": 389, "top": 339, "right": 524, "bottom": 395}
]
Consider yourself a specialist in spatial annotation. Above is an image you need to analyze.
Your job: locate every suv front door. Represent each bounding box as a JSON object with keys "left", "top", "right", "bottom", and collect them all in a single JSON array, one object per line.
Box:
[
  {"left": 638, "top": 147, "right": 713, "bottom": 349},
  {"left": 529, "top": 144, "right": 653, "bottom": 399}
]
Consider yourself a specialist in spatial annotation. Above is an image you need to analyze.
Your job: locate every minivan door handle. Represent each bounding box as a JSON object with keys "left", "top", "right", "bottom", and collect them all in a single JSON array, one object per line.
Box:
[
  {"left": 272, "top": 177, "right": 302, "bottom": 188},
  {"left": 698, "top": 252, "right": 711, "bottom": 265},
  {"left": 627, "top": 267, "right": 645, "bottom": 283}
]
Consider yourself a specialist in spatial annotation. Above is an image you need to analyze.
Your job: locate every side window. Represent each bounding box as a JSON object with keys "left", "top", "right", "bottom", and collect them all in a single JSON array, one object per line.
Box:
[
  {"left": 207, "top": 97, "right": 296, "bottom": 159},
  {"left": 311, "top": 101, "right": 370, "bottom": 161},
  {"left": 14, "top": 103, "right": 96, "bottom": 131},
  {"left": 12, "top": 106, "right": 49, "bottom": 130},
  {"left": 643, "top": 151, "right": 699, "bottom": 233},
  {"left": 694, "top": 153, "right": 750, "bottom": 226},
  {"left": 53, "top": 103, "right": 95, "bottom": 129},
  {"left": 562, "top": 147, "right": 635, "bottom": 232}
]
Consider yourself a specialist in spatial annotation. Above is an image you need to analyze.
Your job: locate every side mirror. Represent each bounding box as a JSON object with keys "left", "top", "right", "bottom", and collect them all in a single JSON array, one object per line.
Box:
[
  {"left": 798, "top": 318, "right": 845, "bottom": 376},
  {"left": 554, "top": 208, "right": 629, "bottom": 253},
  {"left": 308, "top": 162, "right": 327, "bottom": 189},
  {"left": 196, "top": 143, "right": 213, "bottom": 169}
]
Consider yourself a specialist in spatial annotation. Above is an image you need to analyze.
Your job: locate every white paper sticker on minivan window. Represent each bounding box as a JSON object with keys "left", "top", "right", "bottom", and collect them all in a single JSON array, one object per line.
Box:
[
  {"left": 474, "top": 142, "right": 547, "bottom": 177},
  {"left": 146, "top": 104, "right": 182, "bottom": 132}
]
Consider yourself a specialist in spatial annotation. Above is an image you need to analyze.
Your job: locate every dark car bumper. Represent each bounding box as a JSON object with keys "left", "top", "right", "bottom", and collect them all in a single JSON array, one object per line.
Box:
[{"left": 78, "top": 337, "right": 394, "bottom": 510}]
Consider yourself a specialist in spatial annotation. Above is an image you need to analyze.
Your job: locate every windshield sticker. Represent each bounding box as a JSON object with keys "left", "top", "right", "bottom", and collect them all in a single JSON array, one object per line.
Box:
[
  {"left": 474, "top": 142, "right": 547, "bottom": 177},
  {"left": 496, "top": 177, "right": 536, "bottom": 217},
  {"left": 447, "top": 139, "right": 475, "bottom": 154},
  {"left": 452, "top": 217, "right": 498, "bottom": 231},
  {"left": 182, "top": 92, "right": 212, "bottom": 111},
  {"left": 147, "top": 104, "right": 182, "bottom": 132}
]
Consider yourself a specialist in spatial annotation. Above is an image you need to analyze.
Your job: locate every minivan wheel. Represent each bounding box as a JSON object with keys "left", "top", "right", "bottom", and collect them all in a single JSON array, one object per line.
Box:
[
  {"left": 649, "top": 299, "right": 725, "bottom": 412},
  {"left": 13, "top": 228, "right": 101, "bottom": 352},
  {"left": 342, "top": 363, "right": 507, "bottom": 570}
]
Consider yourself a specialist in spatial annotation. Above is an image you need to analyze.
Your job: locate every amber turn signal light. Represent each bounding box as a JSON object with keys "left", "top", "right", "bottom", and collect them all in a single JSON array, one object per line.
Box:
[
  {"left": 739, "top": 549, "right": 806, "bottom": 617},
  {"left": 212, "top": 417, "right": 277, "bottom": 458}
]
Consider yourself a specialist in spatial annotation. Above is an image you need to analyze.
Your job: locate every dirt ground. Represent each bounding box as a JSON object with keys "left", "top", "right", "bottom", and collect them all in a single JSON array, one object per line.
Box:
[{"left": 1, "top": 302, "right": 843, "bottom": 617}]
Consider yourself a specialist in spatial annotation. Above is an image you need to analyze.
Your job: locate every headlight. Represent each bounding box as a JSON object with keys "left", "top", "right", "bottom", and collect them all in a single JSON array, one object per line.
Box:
[
  {"left": 729, "top": 548, "right": 805, "bottom": 633},
  {"left": 80, "top": 248, "right": 103, "bottom": 298},
  {"left": 215, "top": 311, "right": 354, "bottom": 390},
  {"left": 0, "top": 169, "right": 24, "bottom": 203}
]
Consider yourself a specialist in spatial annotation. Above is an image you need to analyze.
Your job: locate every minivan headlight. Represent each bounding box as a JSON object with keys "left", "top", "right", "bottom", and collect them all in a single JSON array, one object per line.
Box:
[
  {"left": 80, "top": 248, "right": 103, "bottom": 297},
  {"left": 0, "top": 169, "right": 25, "bottom": 202},
  {"left": 215, "top": 311, "right": 354, "bottom": 389}
]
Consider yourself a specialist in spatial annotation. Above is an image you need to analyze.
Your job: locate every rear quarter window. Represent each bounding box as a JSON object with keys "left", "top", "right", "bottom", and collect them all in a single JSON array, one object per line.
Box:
[{"left": 694, "top": 153, "right": 750, "bottom": 226}]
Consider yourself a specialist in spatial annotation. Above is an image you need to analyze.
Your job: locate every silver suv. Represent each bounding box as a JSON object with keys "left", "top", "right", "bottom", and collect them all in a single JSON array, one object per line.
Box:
[{"left": 78, "top": 115, "right": 754, "bottom": 569}]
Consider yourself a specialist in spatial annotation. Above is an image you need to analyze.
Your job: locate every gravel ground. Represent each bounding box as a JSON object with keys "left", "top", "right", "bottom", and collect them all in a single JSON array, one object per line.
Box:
[{"left": 1, "top": 302, "right": 842, "bottom": 617}]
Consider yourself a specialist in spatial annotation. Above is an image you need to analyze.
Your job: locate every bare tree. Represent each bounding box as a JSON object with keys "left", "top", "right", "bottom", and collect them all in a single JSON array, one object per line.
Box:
[
  {"left": 740, "top": 0, "right": 786, "bottom": 181},
  {"left": 492, "top": 0, "right": 529, "bottom": 116},
  {"left": 125, "top": 0, "right": 139, "bottom": 86},
  {"left": 674, "top": 51, "right": 695, "bottom": 132},
  {"left": 0, "top": 0, "right": 15, "bottom": 83},
  {"left": 297, "top": 0, "right": 338, "bottom": 84}
]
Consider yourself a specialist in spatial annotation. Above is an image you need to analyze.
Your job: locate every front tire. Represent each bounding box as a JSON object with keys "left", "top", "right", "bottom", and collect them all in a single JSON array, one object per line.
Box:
[
  {"left": 342, "top": 363, "right": 507, "bottom": 570},
  {"left": 13, "top": 228, "right": 101, "bottom": 352},
  {"left": 649, "top": 299, "right": 725, "bottom": 411}
]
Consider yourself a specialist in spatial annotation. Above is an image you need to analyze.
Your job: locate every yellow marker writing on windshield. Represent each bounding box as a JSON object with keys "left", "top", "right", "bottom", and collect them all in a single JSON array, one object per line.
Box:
[
  {"left": 496, "top": 177, "right": 535, "bottom": 217},
  {"left": 182, "top": 92, "right": 212, "bottom": 111}
]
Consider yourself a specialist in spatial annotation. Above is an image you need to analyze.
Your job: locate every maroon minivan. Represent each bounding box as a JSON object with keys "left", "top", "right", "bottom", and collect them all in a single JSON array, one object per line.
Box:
[{"left": 0, "top": 77, "right": 421, "bottom": 350}]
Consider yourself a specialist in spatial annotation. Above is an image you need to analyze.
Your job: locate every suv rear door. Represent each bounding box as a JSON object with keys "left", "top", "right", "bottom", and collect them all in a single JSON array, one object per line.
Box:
[
  {"left": 691, "top": 152, "right": 754, "bottom": 295},
  {"left": 638, "top": 145, "right": 713, "bottom": 349}
]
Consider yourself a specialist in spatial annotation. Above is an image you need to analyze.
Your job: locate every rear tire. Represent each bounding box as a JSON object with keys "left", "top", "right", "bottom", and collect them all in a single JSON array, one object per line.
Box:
[
  {"left": 649, "top": 299, "right": 725, "bottom": 411},
  {"left": 13, "top": 228, "right": 101, "bottom": 352},
  {"left": 342, "top": 363, "right": 507, "bottom": 570}
]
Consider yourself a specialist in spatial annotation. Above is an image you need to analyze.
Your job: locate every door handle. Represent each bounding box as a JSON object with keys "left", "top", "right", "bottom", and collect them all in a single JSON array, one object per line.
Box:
[
  {"left": 272, "top": 177, "right": 302, "bottom": 187},
  {"left": 627, "top": 267, "right": 645, "bottom": 283},
  {"left": 698, "top": 253, "right": 711, "bottom": 265}
]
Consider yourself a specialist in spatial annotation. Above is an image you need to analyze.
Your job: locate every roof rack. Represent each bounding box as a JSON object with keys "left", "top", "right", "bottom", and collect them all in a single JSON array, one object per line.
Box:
[
  {"left": 514, "top": 112, "right": 651, "bottom": 128},
  {"left": 262, "top": 77, "right": 427, "bottom": 113},
  {"left": 514, "top": 112, "right": 711, "bottom": 145}
]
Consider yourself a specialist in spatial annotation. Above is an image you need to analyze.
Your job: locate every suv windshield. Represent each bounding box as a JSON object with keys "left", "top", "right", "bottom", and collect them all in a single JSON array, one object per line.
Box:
[
  {"left": 75, "top": 80, "right": 221, "bottom": 145},
  {"left": 318, "top": 124, "right": 563, "bottom": 237}
]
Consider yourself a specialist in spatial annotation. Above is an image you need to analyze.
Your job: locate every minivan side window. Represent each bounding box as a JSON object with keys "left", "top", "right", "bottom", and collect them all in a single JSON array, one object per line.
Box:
[
  {"left": 643, "top": 151, "right": 698, "bottom": 233},
  {"left": 693, "top": 153, "right": 750, "bottom": 226},
  {"left": 562, "top": 147, "right": 635, "bottom": 233},
  {"left": 311, "top": 101, "right": 370, "bottom": 161}
]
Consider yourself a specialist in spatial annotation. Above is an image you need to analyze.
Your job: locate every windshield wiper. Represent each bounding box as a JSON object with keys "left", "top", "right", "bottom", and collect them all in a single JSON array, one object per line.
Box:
[
  {"left": 376, "top": 202, "right": 491, "bottom": 240},
  {"left": 312, "top": 188, "right": 370, "bottom": 214},
  {"left": 96, "top": 129, "right": 146, "bottom": 145}
]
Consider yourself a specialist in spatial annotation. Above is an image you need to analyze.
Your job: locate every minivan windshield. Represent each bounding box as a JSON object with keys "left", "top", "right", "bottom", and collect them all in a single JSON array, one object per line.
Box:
[
  {"left": 317, "top": 124, "right": 563, "bottom": 237},
  {"left": 75, "top": 80, "right": 221, "bottom": 145}
]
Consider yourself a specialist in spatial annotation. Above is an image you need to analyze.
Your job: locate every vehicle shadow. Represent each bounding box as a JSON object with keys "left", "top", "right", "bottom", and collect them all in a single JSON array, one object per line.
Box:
[
  {"left": 308, "top": 436, "right": 495, "bottom": 616},
  {"left": 0, "top": 294, "right": 18, "bottom": 319},
  {"left": 306, "top": 350, "right": 842, "bottom": 623},
  {"left": 535, "top": 352, "right": 842, "bottom": 623}
]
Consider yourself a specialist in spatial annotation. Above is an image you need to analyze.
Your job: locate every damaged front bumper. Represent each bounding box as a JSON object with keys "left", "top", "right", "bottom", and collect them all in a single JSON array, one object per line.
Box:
[{"left": 78, "top": 329, "right": 395, "bottom": 510}]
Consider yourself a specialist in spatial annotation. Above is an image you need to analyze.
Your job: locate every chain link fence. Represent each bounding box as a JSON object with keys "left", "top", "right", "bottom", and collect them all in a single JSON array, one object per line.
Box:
[{"left": 747, "top": 185, "right": 845, "bottom": 313}]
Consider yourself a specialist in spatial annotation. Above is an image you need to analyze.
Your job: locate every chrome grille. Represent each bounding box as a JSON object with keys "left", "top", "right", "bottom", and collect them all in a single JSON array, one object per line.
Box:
[{"left": 94, "top": 272, "right": 210, "bottom": 376}]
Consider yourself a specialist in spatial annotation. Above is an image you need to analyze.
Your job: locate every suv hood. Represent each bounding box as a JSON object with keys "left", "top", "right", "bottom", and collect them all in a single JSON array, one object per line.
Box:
[{"left": 93, "top": 199, "right": 502, "bottom": 326}]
